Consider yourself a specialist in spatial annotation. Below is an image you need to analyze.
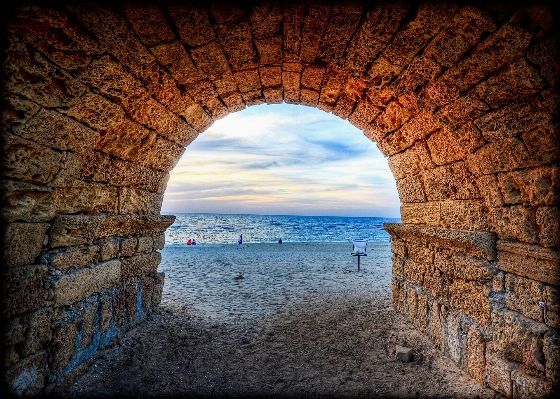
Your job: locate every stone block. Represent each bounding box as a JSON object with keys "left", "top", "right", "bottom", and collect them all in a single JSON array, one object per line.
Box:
[
  {"left": 318, "top": 5, "right": 363, "bottom": 62},
  {"left": 240, "top": 89, "right": 265, "bottom": 106},
  {"left": 492, "top": 206, "right": 540, "bottom": 244},
  {"left": 384, "top": 223, "right": 497, "bottom": 260},
  {"left": 426, "top": 127, "right": 466, "bottom": 166},
  {"left": 51, "top": 181, "right": 118, "bottom": 215},
  {"left": 259, "top": 65, "right": 282, "bottom": 87},
  {"left": 80, "top": 298, "right": 98, "bottom": 349},
  {"left": 115, "top": 284, "right": 138, "bottom": 325},
  {"left": 368, "top": 101, "right": 413, "bottom": 142},
  {"left": 189, "top": 40, "right": 230, "bottom": 79},
  {"left": 485, "top": 351, "right": 516, "bottom": 397},
  {"left": 416, "top": 293, "right": 428, "bottom": 332},
  {"left": 2, "top": 264, "right": 47, "bottom": 318},
  {"left": 49, "top": 319, "right": 77, "bottom": 375},
  {"left": 511, "top": 368, "right": 553, "bottom": 398},
  {"left": 522, "top": 124, "right": 560, "bottom": 167},
  {"left": 474, "top": 102, "right": 551, "bottom": 143},
  {"left": 440, "top": 200, "right": 492, "bottom": 231},
  {"left": 215, "top": 19, "right": 257, "bottom": 71},
  {"left": 282, "top": 70, "right": 301, "bottom": 103},
  {"left": 261, "top": 87, "right": 281, "bottom": 104},
  {"left": 0, "top": 180, "right": 54, "bottom": 223},
  {"left": 428, "top": 300, "right": 444, "bottom": 350},
  {"left": 476, "top": 174, "right": 505, "bottom": 207},
  {"left": 527, "top": 34, "right": 560, "bottom": 87},
  {"left": 100, "top": 291, "right": 113, "bottom": 333},
  {"left": 1, "top": 222, "right": 50, "bottom": 268},
  {"left": 119, "top": 3, "right": 175, "bottom": 46},
  {"left": 434, "top": 91, "right": 489, "bottom": 131},
  {"left": 446, "top": 311, "right": 466, "bottom": 365},
  {"left": 467, "top": 325, "right": 486, "bottom": 385},
  {"left": 167, "top": 2, "right": 214, "bottom": 46},
  {"left": 118, "top": 187, "right": 163, "bottom": 215},
  {"left": 423, "top": 263, "right": 451, "bottom": 300},
  {"left": 493, "top": 272, "right": 505, "bottom": 293},
  {"left": 391, "top": 255, "right": 405, "bottom": 281},
  {"left": 5, "top": 350, "right": 47, "bottom": 397},
  {"left": 150, "top": 40, "right": 202, "bottom": 85},
  {"left": 43, "top": 244, "right": 99, "bottom": 271},
  {"left": 233, "top": 68, "right": 262, "bottom": 93},
  {"left": 141, "top": 277, "right": 155, "bottom": 311},
  {"left": 452, "top": 252, "right": 494, "bottom": 283},
  {"left": 407, "top": 244, "right": 433, "bottom": 265},
  {"left": 153, "top": 272, "right": 165, "bottom": 308},
  {"left": 12, "top": 107, "right": 99, "bottom": 156},
  {"left": 387, "top": 147, "right": 421, "bottom": 180},
  {"left": 300, "top": 12, "right": 329, "bottom": 63},
  {"left": 318, "top": 64, "right": 346, "bottom": 108},
  {"left": 391, "top": 239, "right": 407, "bottom": 259},
  {"left": 332, "top": 94, "right": 357, "bottom": 119},
  {"left": 121, "top": 251, "right": 162, "bottom": 279},
  {"left": 98, "top": 238, "right": 119, "bottom": 261},
  {"left": 505, "top": 273, "right": 545, "bottom": 323},
  {"left": 119, "top": 237, "right": 138, "bottom": 257},
  {"left": 221, "top": 91, "right": 247, "bottom": 111},
  {"left": 65, "top": 92, "right": 125, "bottom": 132},
  {"left": 474, "top": 57, "right": 546, "bottom": 109},
  {"left": 21, "top": 308, "right": 53, "bottom": 357},
  {"left": 254, "top": 34, "right": 283, "bottom": 65},
  {"left": 392, "top": 278, "right": 405, "bottom": 312},
  {"left": 491, "top": 309, "right": 548, "bottom": 373},
  {"left": 407, "top": 286, "right": 417, "bottom": 320},
  {"left": 443, "top": 23, "right": 532, "bottom": 93},
  {"left": 152, "top": 233, "right": 166, "bottom": 251},
  {"left": 97, "top": 214, "right": 175, "bottom": 238},
  {"left": 422, "top": 162, "right": 480, "bottom": 201},
  {"left": 136, "top": 235, "right": 154, "bottom": 253},
  {"left": 53, "top": 260, "right": 121, "bottom": 306},
  {"left": 395, "top": 345, "right": 412, "bottom": 362},
  {"left": 450, "top": 121, "right": 486, "bottom": 156},
  {"left": 281, "top": 2, "right": 304, "bottom": 61},
  {"left": 498, "top": 165, "right": 559, "bottom": 207},
  {"left": 299, "top": 88, "right": 319, "bottom": 107},
  {"left": 404, "top": 256, "right": 427, "bottom": 287},
  {"left": 4, "top": 36, "right": 86, "bottom": 108},
  {"left": 536, "top": 207, "right": 560, "bottom": 248},
  {"left": 377, "top": 110, "right": 442, "bottom": 156},
  {"left": 249, "top": 1, "right": 282, "bottom": 39},
  {"left": 543, "top": 285, "right": 560, "bottom": 329},
  {"left": 1, "top": 132, "right": 65, "bottom": 185},
  {"left": 400, "top": 202, "right": 441, "bottom": 225},
  {"left": 396, "top": 175, "right": 426, "bottom": 203},
  {"left": 497, "top": 241, "right": 560, "bottom": 286},
  {"left": 544, "top": 331, "right": 560, "bottom": 384},
  {"left": 449, "top": 279, "right": 491, "bottom": 324}
]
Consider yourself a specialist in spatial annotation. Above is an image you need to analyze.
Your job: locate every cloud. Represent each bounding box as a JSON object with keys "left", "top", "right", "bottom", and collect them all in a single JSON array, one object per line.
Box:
[{"left": 162, "top": 104, "right": 401, "bottom": 217}]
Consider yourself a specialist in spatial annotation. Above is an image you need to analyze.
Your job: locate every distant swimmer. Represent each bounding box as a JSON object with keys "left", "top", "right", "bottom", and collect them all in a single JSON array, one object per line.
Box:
[
  {"left": 278, "top": 238, "right": 283, "bottom": 244},
  {"left": 238, "top": 234, "right": 243, "bottom": 245}
]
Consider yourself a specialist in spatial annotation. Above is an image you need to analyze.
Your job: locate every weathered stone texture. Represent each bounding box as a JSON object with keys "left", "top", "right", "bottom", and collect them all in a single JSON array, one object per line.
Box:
[
  {"left": 52, "top": 260, "right": 121, "bottom": 306},
  {"left": 1, "top": 222, "right": 50, "bottom": 268}
]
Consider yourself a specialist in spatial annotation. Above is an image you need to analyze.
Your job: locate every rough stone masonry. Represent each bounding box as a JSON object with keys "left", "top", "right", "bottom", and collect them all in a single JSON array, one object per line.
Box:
[{"left": 1, "top": 1, "right": 559, "bottom": 397}]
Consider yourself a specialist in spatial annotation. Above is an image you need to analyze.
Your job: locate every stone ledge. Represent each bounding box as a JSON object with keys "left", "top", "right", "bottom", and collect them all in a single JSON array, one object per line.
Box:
[
  {"left": 384, "top": 223, "right": 497, "bottom": 260},
  {"left": 497, "top": 240, "right": 560, "bottom": 285},
  {"left": 48, "top": 214, "right": 175, "bottom": 248}
]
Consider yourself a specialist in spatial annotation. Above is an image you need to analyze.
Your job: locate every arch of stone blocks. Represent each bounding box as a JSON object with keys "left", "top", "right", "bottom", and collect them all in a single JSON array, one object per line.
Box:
[{"left": 1, "top": 1, "right": 559, "bottom": 396}]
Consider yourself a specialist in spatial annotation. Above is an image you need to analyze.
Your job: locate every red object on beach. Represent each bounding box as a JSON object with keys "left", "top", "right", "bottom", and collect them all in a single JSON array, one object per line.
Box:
[{"left": 187, "top": 239, "right": 192, "bottom": 245}]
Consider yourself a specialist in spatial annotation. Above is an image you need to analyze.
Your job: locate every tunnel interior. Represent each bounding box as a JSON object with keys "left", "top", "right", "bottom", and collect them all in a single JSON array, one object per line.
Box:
[{"left": 1, "top": 1, "right": 559, "bottom": 396}]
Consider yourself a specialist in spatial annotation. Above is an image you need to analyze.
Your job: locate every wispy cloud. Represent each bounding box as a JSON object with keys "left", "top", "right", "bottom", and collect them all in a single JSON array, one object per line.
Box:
[{"left": 162, "top": 104, "right": 400, "bottom": 217}]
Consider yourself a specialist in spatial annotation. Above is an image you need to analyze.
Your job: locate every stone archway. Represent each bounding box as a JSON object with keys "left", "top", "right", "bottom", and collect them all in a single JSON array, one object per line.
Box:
[{"left": 1, "top": 1, "right": 558, "bottom": 396}]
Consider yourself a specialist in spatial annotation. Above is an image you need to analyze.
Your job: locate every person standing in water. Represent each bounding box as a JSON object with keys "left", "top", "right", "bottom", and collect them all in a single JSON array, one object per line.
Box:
[{"left": 238, "top": 234, "right": 243, "bottom": 245}]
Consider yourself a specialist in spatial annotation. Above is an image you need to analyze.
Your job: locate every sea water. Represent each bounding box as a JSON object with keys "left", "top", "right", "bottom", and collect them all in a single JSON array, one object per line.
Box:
[
  {"left": 160, "top": 213, "right": 401, "bottom": 323},
  {"left": 163, "top": 213, "right": 401, "bottom": 245}
]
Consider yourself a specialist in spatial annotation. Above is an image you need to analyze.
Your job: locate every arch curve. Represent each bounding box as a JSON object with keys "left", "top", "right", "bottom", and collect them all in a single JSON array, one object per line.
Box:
[{"left": 1, "top": 1, "right": 559, "bottom": 396}]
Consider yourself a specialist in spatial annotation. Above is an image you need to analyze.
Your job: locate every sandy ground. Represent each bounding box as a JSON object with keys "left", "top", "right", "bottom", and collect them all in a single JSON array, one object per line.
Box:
[{"left": 61, "top": 244, "right": 497, "bottom": 399}]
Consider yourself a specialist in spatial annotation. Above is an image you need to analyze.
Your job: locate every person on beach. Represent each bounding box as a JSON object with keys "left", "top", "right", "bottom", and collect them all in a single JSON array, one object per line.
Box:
[
  {"left": 238, "top": 234, "right": 243, "bottom": 245},
  {"left": 278, "top": 238, "right": 282, "bottom": 244},
  {"left": 192, "top": 239, "right": 197, "bottom": 245},
  {"left": 187, "top": 239, "right": 192, "bottom": 245}
]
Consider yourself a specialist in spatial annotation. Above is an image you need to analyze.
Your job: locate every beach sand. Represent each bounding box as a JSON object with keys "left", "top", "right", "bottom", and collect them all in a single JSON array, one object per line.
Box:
[{"left": 61, "top": 243, "right": 495, "bottom": 398}]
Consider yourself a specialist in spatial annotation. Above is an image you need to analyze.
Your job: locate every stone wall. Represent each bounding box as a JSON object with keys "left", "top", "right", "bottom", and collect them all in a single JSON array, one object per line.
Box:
[{"left": 1, "top": 1, "right": 558, "bottom": 396}]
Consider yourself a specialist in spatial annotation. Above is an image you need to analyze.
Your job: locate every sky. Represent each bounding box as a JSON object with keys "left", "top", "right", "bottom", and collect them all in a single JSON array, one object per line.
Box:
[{"left": 161, "top": 103, "right": 401, "bottom": 218}]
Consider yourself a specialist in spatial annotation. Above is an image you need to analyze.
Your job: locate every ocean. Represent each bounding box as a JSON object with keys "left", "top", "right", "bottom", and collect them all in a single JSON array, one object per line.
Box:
[
  {"left": 163, "top": 213, "right": 401, "bottom": 245},
  {"left": 159, "top": 213, "right": 400, "bottom": 322}
]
